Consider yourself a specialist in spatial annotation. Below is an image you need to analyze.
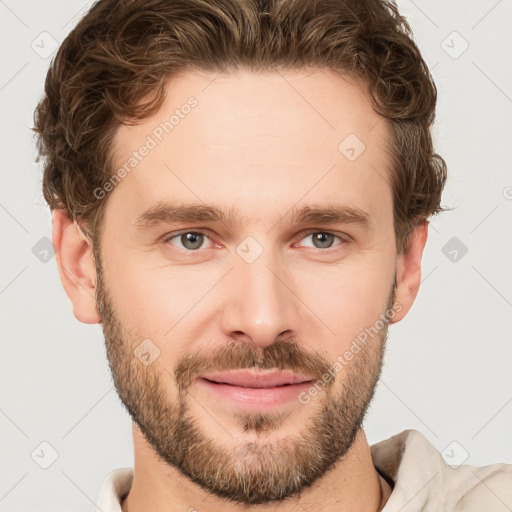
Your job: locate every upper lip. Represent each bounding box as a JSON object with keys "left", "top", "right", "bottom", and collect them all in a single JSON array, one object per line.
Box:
[{"left": 199, "top": 370, "right": 315, "bottom": 388}]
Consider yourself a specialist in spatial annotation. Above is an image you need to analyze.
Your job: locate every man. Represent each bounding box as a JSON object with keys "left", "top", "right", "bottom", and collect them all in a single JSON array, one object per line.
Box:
[{"left": 33, "top": 0, "right": 512, "bottom": 511}]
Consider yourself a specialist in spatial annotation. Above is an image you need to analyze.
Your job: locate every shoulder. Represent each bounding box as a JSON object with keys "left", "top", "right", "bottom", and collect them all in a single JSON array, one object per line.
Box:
[
  {"left": 371, "top": 429, "right": 512, "bottom": 512},
  {"left": 450, "top": 461, "right": 512, "bottom": 510}
]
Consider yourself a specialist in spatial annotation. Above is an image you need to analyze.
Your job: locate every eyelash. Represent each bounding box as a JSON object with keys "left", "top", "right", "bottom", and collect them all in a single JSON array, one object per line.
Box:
[{"left": 162, "top": 230, "right": 349, "bottom": 253}]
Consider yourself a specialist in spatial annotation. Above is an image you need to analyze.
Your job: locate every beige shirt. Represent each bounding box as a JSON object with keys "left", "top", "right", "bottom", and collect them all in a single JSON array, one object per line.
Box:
[{"left": 93, "top": 429, "right": 512, "bottom": 511}]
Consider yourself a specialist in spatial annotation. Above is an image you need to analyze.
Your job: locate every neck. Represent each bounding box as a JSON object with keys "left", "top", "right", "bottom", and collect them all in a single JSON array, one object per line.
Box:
[{"left": 121, "top": 423, "right": 392, "bottom": 512}]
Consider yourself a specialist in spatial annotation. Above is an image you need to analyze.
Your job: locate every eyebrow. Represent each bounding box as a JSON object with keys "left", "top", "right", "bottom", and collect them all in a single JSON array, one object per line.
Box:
[{"left": 134, "top": 201, "right": 370, "bottom": 229}]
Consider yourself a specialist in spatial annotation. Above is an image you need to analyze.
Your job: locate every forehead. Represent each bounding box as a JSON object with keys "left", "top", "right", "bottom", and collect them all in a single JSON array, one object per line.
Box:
[{"left": 108, "top": 67, "right": 393, "bottom": 228}]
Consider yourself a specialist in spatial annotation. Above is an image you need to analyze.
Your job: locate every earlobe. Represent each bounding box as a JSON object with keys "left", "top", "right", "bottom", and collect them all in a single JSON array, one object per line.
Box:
[
  {"left": 390, "top": 221, "right": 429, "bottom": 324},
  {"left": 52, "top": 208, "right": 101, "bottom": 324}
]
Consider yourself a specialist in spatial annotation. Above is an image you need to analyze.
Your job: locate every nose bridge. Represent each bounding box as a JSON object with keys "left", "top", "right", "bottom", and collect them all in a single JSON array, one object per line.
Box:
[{"left": 219, "top": 241, "right": 300, "bottom": 346}]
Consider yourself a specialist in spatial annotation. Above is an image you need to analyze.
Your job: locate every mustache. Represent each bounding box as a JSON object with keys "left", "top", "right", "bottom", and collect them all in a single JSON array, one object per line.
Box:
[{"left": 173, "top": 338, "right": 333, "bottom": 392}]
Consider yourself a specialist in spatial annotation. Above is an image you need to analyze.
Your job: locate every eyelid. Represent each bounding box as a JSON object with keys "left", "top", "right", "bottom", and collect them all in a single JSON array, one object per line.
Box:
[
  {"left": 162, "top": 228, "right": 350, "bottom": 252},
  {"left": 293, "top": 229, "right": 349, "bottom": 249},
  {"left": 163, "top": 229, "right": 215, "bottom": 250}
]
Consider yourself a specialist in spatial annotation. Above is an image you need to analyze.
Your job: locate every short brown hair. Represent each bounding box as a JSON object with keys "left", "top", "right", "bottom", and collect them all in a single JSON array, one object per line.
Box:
[{"left": 33, "top": 0, "right": 447, "bottom": 254}]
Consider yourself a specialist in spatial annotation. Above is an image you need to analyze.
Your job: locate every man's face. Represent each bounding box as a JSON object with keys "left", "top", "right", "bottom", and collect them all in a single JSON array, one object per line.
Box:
[{"left": 94, "top": 68, "right": 399, "bottom": 505}]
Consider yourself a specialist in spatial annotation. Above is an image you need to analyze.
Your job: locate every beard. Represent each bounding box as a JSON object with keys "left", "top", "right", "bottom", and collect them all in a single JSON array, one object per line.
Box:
[{"left": 94, "top": 247, "right": 394, "bottom": 506}]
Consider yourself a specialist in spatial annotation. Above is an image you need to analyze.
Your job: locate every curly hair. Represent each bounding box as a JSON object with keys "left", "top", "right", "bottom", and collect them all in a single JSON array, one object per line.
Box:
[{"left": 32, "top": 0, "right": 448, "bottom": 254}]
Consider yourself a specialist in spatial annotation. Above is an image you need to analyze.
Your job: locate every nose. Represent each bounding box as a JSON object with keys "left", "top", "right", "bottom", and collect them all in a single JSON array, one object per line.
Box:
[{"left": 219, "top": 249, "right": 301, "bottom": 348}]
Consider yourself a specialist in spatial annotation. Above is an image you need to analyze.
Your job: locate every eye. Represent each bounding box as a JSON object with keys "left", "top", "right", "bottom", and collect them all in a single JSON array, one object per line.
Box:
[
  {"left": 297, "top": 231, "right": 346, "bottom": 250},
  {"left": 164, "top": 231, "right": 213, "bottom": 251},
  {"left": 162, "top": 230, "right": 347, "bottom": 253}
]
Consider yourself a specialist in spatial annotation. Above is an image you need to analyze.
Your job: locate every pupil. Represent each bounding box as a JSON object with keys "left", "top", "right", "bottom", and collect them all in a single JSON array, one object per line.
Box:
[
  {"left": 182, "top": 232, "right": 203, "bottom": 250},
  {"left": 314, "top": 232, "right": 333, "bottom": 248},
  {"left": 179, "top": 233, "right": 333, "bottom": 250}
]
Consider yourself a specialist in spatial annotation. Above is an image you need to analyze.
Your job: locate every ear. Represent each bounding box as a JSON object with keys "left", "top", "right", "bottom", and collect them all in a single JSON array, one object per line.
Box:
[
  {"left": 390, "top": 221, "right": 429, "bottom": 324},
  {"left": 52, "top": 208, "right": 100, "bottom": 324}
]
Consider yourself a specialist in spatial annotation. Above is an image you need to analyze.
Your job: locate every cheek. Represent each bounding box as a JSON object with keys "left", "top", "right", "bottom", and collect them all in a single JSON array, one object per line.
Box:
[
  {"left": 101, "top": 226, "right": 396, "bottom": 361},
  {"left": 103, "top": 250, "right": 224, "bottom": 338},
  {"left": 291, "top": 257, "right": 394, "bottom": 352}
]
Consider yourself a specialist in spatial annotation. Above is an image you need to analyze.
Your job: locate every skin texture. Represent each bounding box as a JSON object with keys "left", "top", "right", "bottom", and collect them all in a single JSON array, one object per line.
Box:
[{"left": 52, "top": 67, "right": 428, "bottom": 512}]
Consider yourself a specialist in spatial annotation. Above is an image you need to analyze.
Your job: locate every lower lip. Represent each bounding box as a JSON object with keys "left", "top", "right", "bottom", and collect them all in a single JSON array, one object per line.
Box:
[{"left": 198, "top": 378, "right": 315, "bottom": 409}]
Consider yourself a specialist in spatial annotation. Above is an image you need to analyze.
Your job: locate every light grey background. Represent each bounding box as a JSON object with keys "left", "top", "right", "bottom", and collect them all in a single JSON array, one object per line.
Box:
[{"left": 1, "top": 1, "right": 511, "bottom": 511}]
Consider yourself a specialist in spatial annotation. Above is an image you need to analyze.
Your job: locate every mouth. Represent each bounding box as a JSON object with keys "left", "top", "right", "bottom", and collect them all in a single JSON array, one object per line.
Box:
[
  {"left": 196, "top": 370, "right": 316, "bottom": 409},
  {"left": 199, "top": 370, "right": 316, "bottom": 388}
]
